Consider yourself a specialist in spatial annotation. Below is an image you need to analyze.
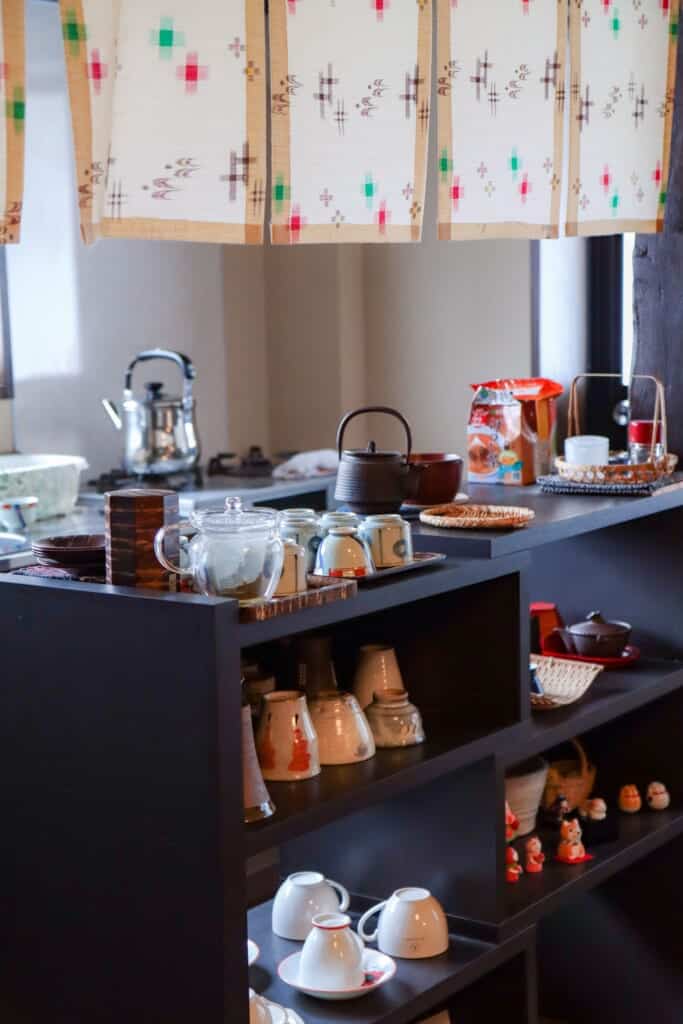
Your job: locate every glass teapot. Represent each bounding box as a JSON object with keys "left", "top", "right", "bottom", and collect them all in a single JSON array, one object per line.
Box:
[{"left": 154, "top": 497, "right": 284, "bottom": 605}]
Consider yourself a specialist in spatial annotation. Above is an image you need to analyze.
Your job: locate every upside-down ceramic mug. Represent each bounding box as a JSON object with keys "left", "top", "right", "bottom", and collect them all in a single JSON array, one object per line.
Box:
[
  {"left": 357, "top": 887, "right": 449, "bottom": 959},
  {"left": 255, "top": 691, "right": 320, "bottom": 782},
  {"left": 358, "top": 514, "right": 413, "bottom": 569},
  {"left": 272, "top": 871, "right": 351, "bottom": 941},
  {"left": 298, "top": 913, "right": 365, "bottom": 991}
]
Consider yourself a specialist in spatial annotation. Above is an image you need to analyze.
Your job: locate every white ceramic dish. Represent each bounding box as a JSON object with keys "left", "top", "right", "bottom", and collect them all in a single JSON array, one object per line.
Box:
[
  {"left": 277, "top": 947, "right": 396, "bottom": 1001},
  {"left": 248, "top": 939, "right": 260, "bottom": 966},
  {"left": 0, "top": 454, "right": 87, "bottom": 520}
]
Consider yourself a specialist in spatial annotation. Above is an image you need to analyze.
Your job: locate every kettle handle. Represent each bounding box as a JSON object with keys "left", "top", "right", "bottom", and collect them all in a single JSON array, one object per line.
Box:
[
  {"left": 125, "top": 349, "right": 196, "bottom": 401},
  {"left": 336, "top": 406, "right": 412, "bottom": 461}
]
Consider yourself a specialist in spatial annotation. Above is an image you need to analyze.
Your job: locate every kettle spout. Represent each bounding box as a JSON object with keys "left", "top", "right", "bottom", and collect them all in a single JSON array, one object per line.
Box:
[{"left": 102, "top": 399, "right": 123, "bottom": 431}]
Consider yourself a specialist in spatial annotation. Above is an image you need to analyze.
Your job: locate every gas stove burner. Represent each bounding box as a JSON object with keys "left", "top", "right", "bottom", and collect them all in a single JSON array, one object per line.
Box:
[
  {"left": 207, "top": 446, "right": 274, "bottom": 478},
  {"left": 88, "top": 465, "right": 203, "bottom": 494}
]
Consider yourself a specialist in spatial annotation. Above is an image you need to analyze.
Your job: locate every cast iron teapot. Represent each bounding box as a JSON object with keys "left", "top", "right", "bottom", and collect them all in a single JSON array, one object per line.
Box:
[{"left": 334, "top": 406, "right": 420, "bottom": 514}]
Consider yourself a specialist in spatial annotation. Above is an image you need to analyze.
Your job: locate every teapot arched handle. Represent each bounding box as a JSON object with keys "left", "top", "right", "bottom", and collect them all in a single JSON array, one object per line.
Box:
[
  {"left": 124, "top": 349, "right": 196, "bottom": 405},
  {"left": 336, "top": 407, "right": 412, "bottom": 462}
]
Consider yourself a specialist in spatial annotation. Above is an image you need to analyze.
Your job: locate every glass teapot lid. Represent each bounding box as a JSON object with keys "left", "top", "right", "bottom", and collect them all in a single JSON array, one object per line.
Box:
[{"left": 189, "top": 496, "right": 278, "bottom": 535}]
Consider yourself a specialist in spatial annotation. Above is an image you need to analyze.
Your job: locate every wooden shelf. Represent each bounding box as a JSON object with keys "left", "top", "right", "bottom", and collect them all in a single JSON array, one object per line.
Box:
[
  {"left": 500, "top": 806, "right": 683, "bottom": 939},
  {"left": 238, "top": 553, "right": 527, "bottom": 646},
  {"left": 246, "top": 721, "right": 523, "bottom": 856},
  {"left": 501, "top": 659, "right": 683, "bottom": 767},
  {"left": 247, "top": 900, "right": 531, "bottom": 1024},
  {"left": 413, "top": 477, "right": 683, "bottom": 558}
]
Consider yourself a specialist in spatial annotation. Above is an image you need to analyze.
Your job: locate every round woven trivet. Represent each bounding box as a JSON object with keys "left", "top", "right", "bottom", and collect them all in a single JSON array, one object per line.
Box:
[{"left": 419, "top": 503, "right": 535, "bottom": 530}]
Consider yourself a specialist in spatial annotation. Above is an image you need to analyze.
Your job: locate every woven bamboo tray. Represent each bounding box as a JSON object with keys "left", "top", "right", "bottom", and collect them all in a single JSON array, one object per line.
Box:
[
  {"left": 531, "top": 655, "right": 603, "bottom": 711},
  {"left": 419, "top": 503, "right": 535, "bottom": 530},
  {"left": 558, "top": 373, "right": 678, "bottom": 485}
]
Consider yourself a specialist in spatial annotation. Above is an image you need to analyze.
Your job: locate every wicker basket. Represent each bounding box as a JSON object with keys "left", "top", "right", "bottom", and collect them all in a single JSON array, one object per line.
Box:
[
  {"left": 505, "top": 757, "right": 549, "bottom": 836},
  {"left": 557, "top": 373, "right": 678, "bottom": 485},
  {"left": 542, "top": 738, "right": 596, "bottom": 813},
  {"left": 419, "top": 504, "right": 535, "bottom": 530},
  {"left": 531, "top": 655, "right": 604, "bottom": 712}
]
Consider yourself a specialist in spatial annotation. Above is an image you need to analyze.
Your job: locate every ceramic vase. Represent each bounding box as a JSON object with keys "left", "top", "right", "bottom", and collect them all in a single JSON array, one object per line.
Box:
[
  {"left": 353, "top": 645, "right": 405, "bottom": 709},
  {"left": 308, "top": 691, "right": 376, "bottom": 765},
  {"left": 505, "top": 757, "right": 549, "bottom": 836},
  {"left": 256, "top": 691, "right": 321, "bottom": 782}
]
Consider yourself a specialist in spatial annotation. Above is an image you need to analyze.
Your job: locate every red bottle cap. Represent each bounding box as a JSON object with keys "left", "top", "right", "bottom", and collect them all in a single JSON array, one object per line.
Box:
[{"left": 628, "top": 420, "right": 662, "bottom": 444}]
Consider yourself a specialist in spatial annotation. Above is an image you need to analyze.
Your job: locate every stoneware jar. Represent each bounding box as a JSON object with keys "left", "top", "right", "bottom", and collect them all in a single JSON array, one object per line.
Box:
[
  {"left": 314, "top": 526, "right": 375, "bottom": 579},
  {"left": 280, "top": 509, "right": 323, "bottom": 574},
  {"left": 298, "top": 913, "right": 365, "bottom": 991},
  {"left": 256, "top": 691, "right": 321, "bottom": 782},
  {"left": 353, "top": 644, "right": 405, "bottom": 709},
  {"left": 357, "top": 887, "right": 449, "bottom": 960},
  {"left": 365, "top": 689, "right": 425, "bottom": 748},
  {"left": 358, "top": 514, "right": 413, "bottom": 569},
  {"left": 275, "top": 539, "right": 307, "bottom": 597},
  {"left": 272, "top": 871, "right": 350, "bottom": 941},
  {"left": 308, "top": 691, "right": 376, "bottom": 765}
]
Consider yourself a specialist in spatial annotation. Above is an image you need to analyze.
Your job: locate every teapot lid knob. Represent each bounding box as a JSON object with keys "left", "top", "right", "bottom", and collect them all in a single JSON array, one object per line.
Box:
[
  {"left": 225, "top": 496, "right": 244, "bottom": 520},
  {"left": 367, "top": 440, "right": 377, "bottom": 454}
]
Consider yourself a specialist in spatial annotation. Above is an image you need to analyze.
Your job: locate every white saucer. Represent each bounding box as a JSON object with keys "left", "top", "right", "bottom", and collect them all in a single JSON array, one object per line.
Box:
[
  {"left": 248, "top": 939, "right": 260, "bottom": 966},
  {"left": 277, "top": 948, "right": 396, "bottom": 1001}
]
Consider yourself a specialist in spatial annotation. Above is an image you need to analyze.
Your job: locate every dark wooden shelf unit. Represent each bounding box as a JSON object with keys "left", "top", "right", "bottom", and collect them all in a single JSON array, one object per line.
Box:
[{"left": 3, "top": 486, "right": 683, "bottom": 1023}]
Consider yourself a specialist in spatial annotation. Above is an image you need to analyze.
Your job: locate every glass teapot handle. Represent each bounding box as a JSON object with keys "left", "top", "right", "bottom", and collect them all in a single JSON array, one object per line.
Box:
[
  {"left": 336, "top": 406, "right": 413, "bottom": 461},
  {"left": 154, "top": 521, "right": 193, "bottom": 577}
]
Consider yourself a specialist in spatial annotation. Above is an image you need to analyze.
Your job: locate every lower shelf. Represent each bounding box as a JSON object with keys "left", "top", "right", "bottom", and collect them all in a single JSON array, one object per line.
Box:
[
  {"left": 502, "top": 804, "right": 683, "bottom": 937},
  {"left": 247, "top": 900, "right": 529, "bottom": 1024}
]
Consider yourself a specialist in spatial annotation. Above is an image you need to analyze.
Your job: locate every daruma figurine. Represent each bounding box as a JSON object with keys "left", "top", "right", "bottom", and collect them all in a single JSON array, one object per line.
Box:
[
  {"left": 618, "top": 785, "right": 642, "bottom": 814},
  {"left": 505, "top": 846, "right": 523, "bottom": 884},
  {"left": 646, "top": 781, "right": 670, "bottom": 811},
  {"left": 525, "top": 836, "right": 545, "bottom": 874}
]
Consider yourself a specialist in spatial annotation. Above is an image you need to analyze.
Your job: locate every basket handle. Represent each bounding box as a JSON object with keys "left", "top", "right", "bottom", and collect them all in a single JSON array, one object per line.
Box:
[
  {"left": 567, "top": 373, "right": 668, "bottom": 461},
  {"left": 569, "top": 736, "right": 589, "bottom": 776}
]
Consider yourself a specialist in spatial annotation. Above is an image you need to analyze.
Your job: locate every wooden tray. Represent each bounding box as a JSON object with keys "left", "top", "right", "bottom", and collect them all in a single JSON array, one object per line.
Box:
[
  {"left": 420, "top": 504, "right": 535, "bottom": 530},
  {"left": 358, "top": 551, "right": 447, "bottom": 583},
  {"left": 239, "top": 575, "right": 357, "bottom": 622}
]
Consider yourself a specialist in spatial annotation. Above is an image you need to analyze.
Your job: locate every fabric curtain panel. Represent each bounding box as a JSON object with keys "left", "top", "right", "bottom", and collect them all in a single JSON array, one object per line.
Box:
[
  {"left": 566, "top": 0, "right": 679, "bottom": 236},
  {"left": 437, "top": 0, "right": 567, "bottom": 241},
  {"left": 60, "top": 0, "right": 266, "bottom": 244},
  {"left": 0, "top": 1, "right": 25, "bottom": 244},
  {"left": 269, "top": 0, "right": 432, "bottom": 244}
]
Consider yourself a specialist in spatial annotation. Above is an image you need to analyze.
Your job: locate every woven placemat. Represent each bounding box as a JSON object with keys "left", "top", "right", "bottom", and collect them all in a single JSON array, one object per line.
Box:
[{"left": 537, "top": 474, "right": 680, "bottom": 497}]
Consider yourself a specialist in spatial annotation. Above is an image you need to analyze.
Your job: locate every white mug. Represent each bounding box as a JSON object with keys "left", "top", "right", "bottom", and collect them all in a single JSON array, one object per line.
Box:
[
  {"left": 272, "top": 871, "right": 350, "bottom": 941},
  {"left": 357, "top": 887, "right": 449, "bottom": 959},
  {"left": 0, "top": 496, "right": 39, "bottom": 532},
  {"left": 298, "top": 912, "right": 364, "bottom": 991},
  {"left": 564, "top": 435, "right": 609, "bottom": 466}
]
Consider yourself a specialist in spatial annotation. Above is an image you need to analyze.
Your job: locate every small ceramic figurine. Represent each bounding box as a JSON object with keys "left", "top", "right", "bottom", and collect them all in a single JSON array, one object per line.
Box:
[
  {"left": 646, "top": 781, "right": 670, "bottom": 811},
  {"left": 544, "top": 793, "right": 570, "bottom": 828},
  {"left": 505, "top": 845, "right": 523, "bottom": 884},
  {"left": 525, "top": 836, "right": 545, "bottom": 874},
  {"left": 556, "top": 818, "right": 594, "bottom": 864},
  {"left": 581, "top": 797, "right": 607, "bottom": 821},
  {"left": 618, "top": 784, "right": 642, "bottom": 814},
  {"left": 505, "top": 801, "right": 520, "bottom": 842}
]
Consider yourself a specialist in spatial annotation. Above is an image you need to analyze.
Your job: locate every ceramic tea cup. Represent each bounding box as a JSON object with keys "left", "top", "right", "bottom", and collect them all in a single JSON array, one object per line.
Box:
[
  {"left": 358, "top": 514, "right": 413, "bottom": 569},
  {"left": 280, "top": 510, "right": 322, "bottom": 574},
  {"left": 272, "top": 871, "right": 350, "bottom": 941},
  {"left": 256, "top": 691, "right": 320, "bottom": 782},
  {"left": 308, "top": 691, "right": 376, "bottom": 765},
  {"left": 0, "top": 495, "right": 39, "bottom": 532},
  {"left": 353, "top": 645, "right": 405, "bottom": 710},
  {"left": 357, "top": 887, "right": 449, "bottom": 959},
  {"left": 275, "top": 539, "right": 307, "bottom": 597},
  {"left": 314, "top": 526, "right": 374, "bottom": 579},
  {"left": 298, "top": 913, "right": 365, "bottom": 991}
]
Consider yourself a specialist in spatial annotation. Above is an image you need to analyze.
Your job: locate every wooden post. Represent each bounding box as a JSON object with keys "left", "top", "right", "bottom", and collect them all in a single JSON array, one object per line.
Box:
[{"left": 632, "top": 36, "right": 683, "bottom": 454}]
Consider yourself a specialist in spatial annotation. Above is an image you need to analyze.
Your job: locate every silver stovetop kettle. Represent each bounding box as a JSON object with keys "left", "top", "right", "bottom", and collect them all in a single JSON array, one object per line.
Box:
[{"left": 103, "top": 348, "right": 200, "bottom": 476}]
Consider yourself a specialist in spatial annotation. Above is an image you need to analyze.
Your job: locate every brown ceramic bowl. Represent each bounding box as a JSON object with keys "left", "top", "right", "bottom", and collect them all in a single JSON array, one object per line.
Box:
[{"left": 405, "top": 453, "right": 464, "bottom": 507}]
